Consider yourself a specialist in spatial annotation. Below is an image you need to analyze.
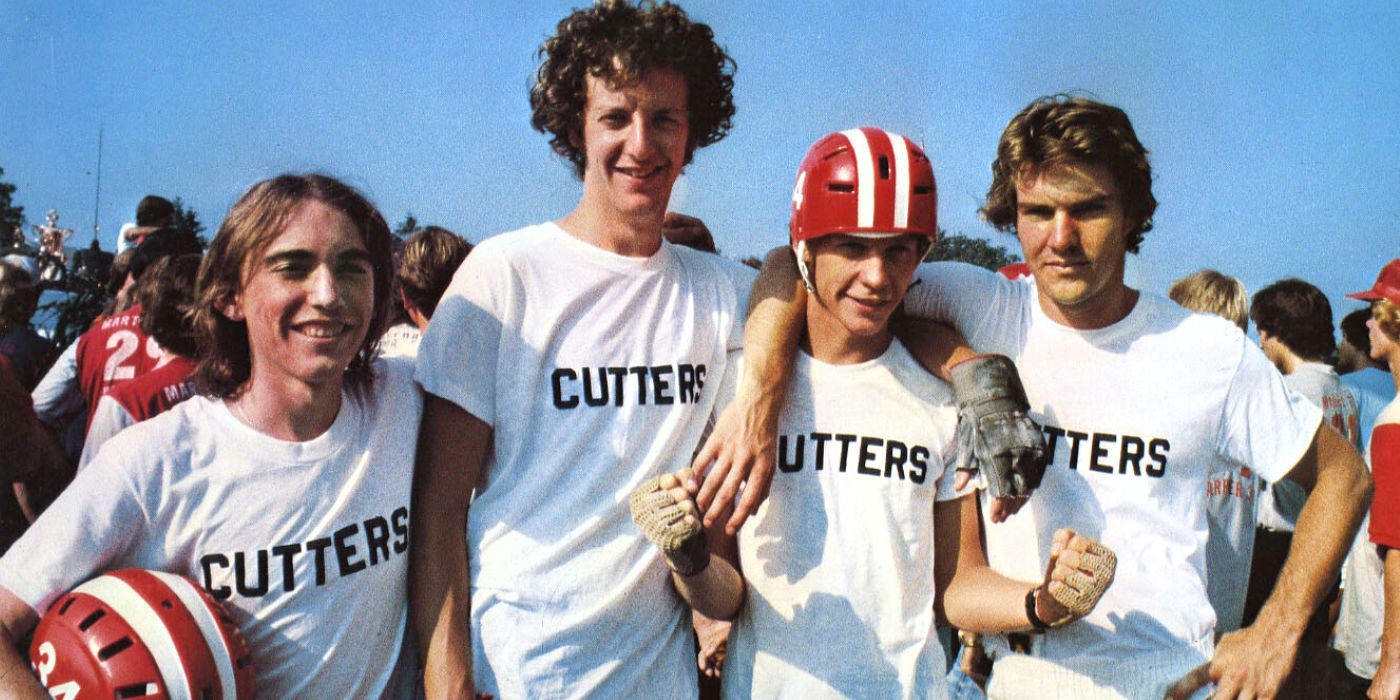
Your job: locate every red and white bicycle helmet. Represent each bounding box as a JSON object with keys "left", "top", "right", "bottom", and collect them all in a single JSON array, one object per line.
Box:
[
  {"left": 789, "top": 127, "right": 938, "bottom": 288},
  {"left": 29, "top": 568, "right": 255, "bottom": 700}
]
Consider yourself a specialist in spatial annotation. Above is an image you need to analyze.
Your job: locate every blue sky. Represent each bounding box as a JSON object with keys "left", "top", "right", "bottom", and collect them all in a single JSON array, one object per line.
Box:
[{"left": 2, "top": 1, "right": 1396, "bottom": 319}]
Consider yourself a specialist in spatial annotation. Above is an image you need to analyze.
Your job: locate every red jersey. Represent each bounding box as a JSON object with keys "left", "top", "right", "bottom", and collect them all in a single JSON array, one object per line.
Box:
[
  {"left": 75, "top": 306, "right": 163, "bottom": 432},
  {"left": 1369, "top": 422, "right": 1400, "bottom": 551},
  {"left": 105, "top": 355, "right": 199, "bottom": 424}
]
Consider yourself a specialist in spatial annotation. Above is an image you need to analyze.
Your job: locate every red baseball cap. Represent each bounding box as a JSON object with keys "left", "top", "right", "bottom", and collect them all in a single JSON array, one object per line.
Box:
[{"left": 1347, "top": 258, "right": 1400, "bottom": 305}]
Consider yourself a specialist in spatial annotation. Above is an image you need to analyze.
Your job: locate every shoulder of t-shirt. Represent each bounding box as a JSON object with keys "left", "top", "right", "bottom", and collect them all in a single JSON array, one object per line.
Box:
[
  {"left": 86, "top": 395, "right": 213, "bottom": 486},
  {"left": 366, "top": 356, "right": 424, "bottom": 415},
  {"left": 884, "top": 339, "right": 953, "bottom": 400},
  {"left": 469, "top": 222, "right": 558, "bottom": 260},
  {"left": 1144, "top": 292, "right": 1248, "bottom": 352},
  {"left": 669, "top": 244, "right": 757, "bottom": 296}
]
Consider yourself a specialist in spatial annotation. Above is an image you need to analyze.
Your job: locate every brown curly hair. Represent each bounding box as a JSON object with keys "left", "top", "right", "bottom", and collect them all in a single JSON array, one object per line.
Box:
[
  {"left": 981, "top": 95, "right": 1157, "bottom": 254},
  {"left": 192, "top": 174, "right": 393, "bottom": 398},
  {"left": 530, "top": 0, "right": 736, "bottom": 179}
]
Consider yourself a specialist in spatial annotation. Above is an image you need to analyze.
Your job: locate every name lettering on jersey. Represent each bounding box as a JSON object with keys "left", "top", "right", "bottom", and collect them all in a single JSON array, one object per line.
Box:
[
  {"left": 551, "top": 363, "right": 706, "bottom": 409},
  {"left": 1207, "top": 471, "right": 1255, "bottom": 499},
  {"left": 776, "top": 432, "right": 930, "bottom": 484},
  {"left": 199, "top": 506, "right": 408, "bottom": 599},
  {"left": 161, "top": 379, "right": 197, "bottom": 404},
  {"left": 1042, "top": 424, "right": 1170, "bottom": 478},
  {"left": 99, "top": 313, "right": 141, "bottom": 330}
]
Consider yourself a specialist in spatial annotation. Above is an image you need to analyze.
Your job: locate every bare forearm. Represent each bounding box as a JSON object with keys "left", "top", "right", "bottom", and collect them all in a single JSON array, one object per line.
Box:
[
  {"left": 740, "top": 247, "right": 805, "bottom": 400},
  {"left": 411, "top": 397, "right": 489, "bottom": 699},
  {"left": 411, "top": 515, "right": 475, "bottom": 699},
  {"left": 1382, "top": 550, "right": 1400, "bottom": 672},
  {"left": 0, "top": 649, "right": 47, "bottom": 700},
  {"left": 942, "top": 565, "right": 1037, "bottom": 633},
  {"left": 672, "top": 555, "right": 745, "bottom": 621},
  {"left": 892, "top": 317, "right": 979, "bottom": 382},
  {"left": 1257, "top": 427, "right": 1371, "bottom": 638},
  {"left": 0, "top": 609, "right": 45, "bottom": 699}
]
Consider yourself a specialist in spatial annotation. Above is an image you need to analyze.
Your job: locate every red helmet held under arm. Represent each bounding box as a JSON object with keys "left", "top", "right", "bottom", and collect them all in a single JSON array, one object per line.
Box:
[{"left": 29, "top": 568, "right": 255, "bottom": 700}]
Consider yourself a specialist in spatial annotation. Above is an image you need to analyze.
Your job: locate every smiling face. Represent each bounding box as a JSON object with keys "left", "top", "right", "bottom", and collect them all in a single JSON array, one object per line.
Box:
[
  {"left": 222, "top": 200, "right": 374, "bottom": 395},
  {"left": 803, "top": 233, "right": 924, "bottom": 363},
  {"left": 1015, "top": 161, "right": 1136, "bottom": 329},
  {"left": 576, "top": 67, "right": 690, "bottom": 232}
]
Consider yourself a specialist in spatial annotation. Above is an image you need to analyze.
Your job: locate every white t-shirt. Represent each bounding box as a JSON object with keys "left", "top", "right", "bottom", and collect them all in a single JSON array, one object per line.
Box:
[
  {"left": 378, "top": 322, "right": 422, "bottom": 359},
  {"left": 0, "top": 358, "right": 421, "bottom": 699},
  {"left": 416, "top": 222, "right": 753, "bottom": 699},
  {"left": 1203, "top": 457, "right": 1257, "bottom": 634},
  {"left": 903, "top": 262, "right": 1321, "bottom": 685},
  {"left": 1334, "top": 397, "right": 1400, "bottom": 679},
  {"left": 720, "top": 343, "right": 963, "bottom": 700},
  {"left": 1257, "top": 361, "right": 1359, "bottom": 532}
]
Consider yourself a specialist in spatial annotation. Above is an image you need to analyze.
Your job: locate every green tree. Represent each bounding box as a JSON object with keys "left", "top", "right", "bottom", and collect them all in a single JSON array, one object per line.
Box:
[
  {"left": 927, "top": 231, "right": 1019, "bottom": 271},
  {"left": 393, "top": 213, "right": 418, "bottom": 240},
  {"left": 0, "top": 166, "right": 25, "bottom": 248},
  {"left": 170, "top": 196, "right": 206, "bottom": 246}
]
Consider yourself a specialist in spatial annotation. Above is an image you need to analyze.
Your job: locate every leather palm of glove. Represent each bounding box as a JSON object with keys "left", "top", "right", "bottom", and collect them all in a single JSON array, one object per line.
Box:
[{"left": 949, "top": 354, "right": 1047, "bottom": 499}]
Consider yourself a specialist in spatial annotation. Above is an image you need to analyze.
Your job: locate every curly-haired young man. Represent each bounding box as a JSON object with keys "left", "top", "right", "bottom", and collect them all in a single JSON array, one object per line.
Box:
[{"left": 410, "top": 3, "right": 754, "bottom": 698}]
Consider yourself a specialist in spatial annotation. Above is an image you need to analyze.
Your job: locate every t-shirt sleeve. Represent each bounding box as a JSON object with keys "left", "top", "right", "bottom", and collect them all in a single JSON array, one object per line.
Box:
[
  {"left": 0, "top": 449, "right": 149, "bottom": 614},
  {"left": 901, "top": 261, "right": 1021, "bottom": 353},
  {"left": 933, "top": 433, "right": 970, "bottom": 502},
  {"left": 1368, "top": 423, "right": 1400, "bottom": 549},
  {"left": 415, "top": 241, "right": 510, "bottom": 426},
  {"left": 79, "top": 395, "right": 135, "bottom": 472},
  {"left": 1217, "top": 340, "right": 1323, "bottom": 483},
  {"left": 30, "top": 338, "right": 84, "bottom": 426}
]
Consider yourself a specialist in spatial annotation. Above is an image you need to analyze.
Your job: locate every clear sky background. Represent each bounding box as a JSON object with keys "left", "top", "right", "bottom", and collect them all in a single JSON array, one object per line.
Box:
[{"left": 2, "top": 1, "right": 1396, "bottom": 320}]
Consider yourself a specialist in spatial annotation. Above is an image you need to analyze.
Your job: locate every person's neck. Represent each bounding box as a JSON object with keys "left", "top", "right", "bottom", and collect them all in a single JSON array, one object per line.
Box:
[
  {"left": 232, "top": 373, "right": 344, "bottom": 442},
  {"left": 1274, "top": 349, "right": 1309, "bottom": 375},
  {"left": 802, "top": 306, "right": 891, "bottom": 365},
  {"left": 557, "top": 199, "right": 663, "bottom": 258},
  {"left": 1039, "top": 286, "right": 1139, "bottom": 331}
]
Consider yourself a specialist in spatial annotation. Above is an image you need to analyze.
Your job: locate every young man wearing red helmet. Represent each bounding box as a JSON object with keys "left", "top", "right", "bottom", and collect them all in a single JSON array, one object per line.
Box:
[
  {"left": 710, "top": 98, "right": 1371, "bottom": 699},
  {"left": 630, "top": 128, "right": 1116, "bottom": 698}
]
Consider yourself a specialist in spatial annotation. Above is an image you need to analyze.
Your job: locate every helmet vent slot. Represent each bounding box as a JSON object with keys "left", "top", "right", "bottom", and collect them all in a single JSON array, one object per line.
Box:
[
  {"left": 58, "top": 597, "right": 76, "bottom": 616},
  {"left": 115, "top": 683, "right": 159, "bottom": 698},
  {"left": 878, "top": 155, "right": 891, "bottom": 179},
  {"left": 826, "top": 183, "right": 854, "bottom": 193},
  {"left": 78, "top": 608, "right": 105, "bottom": 631},
  {"left": 913, "top": 186, "right": 932, "bottom": 195},
  {"left": 97, "top": 636, "right": 133, "bottom": 660}
]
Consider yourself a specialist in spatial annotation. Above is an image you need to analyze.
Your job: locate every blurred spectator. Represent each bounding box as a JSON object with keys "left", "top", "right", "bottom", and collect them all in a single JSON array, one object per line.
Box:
[
  {"left": 117, "top": 194, "right": 176, "bottom": 254},
  {"left": 0, "top": 355, "right": 70, "bottom": 553},
  {"left": 79, "top": 254, "right": 201, "bottom": 470},
  {"left": 1168, "top": 268, "right": 1256, "bottom": 635},
  {"left": 1339, "top": 307, "right": 1397, "bottom": 453},
  {"left": 1169, "top": 268, "right": 1249, "bottom": 332},
  {"left": 1246, "top": 277, "right": 1360, "bottom": 697},
  {"left": 0, "top": 261, "right": 55, "bottom": 390},
  {"left": 74, "top": 229, "right": 201, "bottom": 432},
  {"left": 1333, "top": 259, "right": 1400, "bottom": 697},
  {"left": 380, "top": 226, "right": 471, "bottom": 358}
]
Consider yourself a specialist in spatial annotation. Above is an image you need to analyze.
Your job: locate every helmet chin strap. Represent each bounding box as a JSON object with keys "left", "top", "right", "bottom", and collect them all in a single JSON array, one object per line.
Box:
[{"left": 793, "top": 240, "right": 815, "bottom": 294}]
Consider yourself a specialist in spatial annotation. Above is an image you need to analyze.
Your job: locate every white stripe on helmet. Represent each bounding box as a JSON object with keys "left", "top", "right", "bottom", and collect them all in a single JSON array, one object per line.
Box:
[
  {"left": 149, "top": 570, "right": 239, "bottom": 700},
  {"left": 74, "top": 573, "right": 193, "bottom": 700},
  {"left": 840, "top": 128, "right": 875, "bottom": 228},
  {"left": 889, "top": 132, "right": 911, "bottom": 228}
]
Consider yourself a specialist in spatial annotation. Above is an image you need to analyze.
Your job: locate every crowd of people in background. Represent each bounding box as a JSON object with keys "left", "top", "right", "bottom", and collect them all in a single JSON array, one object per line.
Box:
[{"left": 0, "top": 1, "right": 1396, "bottom": 699}]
